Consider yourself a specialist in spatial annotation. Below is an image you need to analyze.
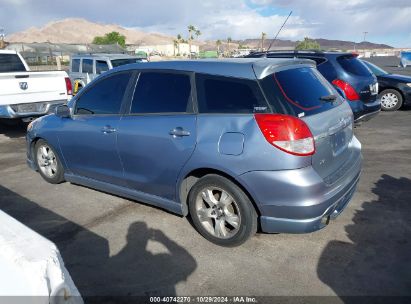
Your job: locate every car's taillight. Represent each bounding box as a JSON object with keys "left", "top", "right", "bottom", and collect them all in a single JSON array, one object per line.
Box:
[
  {"left": 65, "top": 77, "right": 73, "bottom": 96},
  {"left": 254, "top": 114, "right": 315, "bottom": 156},
  {"left": 332, "top": 79, "right": 359, "bottom": 101}
]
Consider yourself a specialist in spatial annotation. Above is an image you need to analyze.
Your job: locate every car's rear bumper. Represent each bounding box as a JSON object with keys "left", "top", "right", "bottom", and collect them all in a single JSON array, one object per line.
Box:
[
  {"left": 0, "top": 100, "right": 66, "bottom": 120},
  {"left": 350, "top": 98, "right": 381, "bottom": 123},
  {"left": 238, "top": 139, "right": 362, "bottom": 234}
]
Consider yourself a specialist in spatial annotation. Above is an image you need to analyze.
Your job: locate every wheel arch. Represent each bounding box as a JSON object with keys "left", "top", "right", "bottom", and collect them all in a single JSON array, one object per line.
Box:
[
  {"left": 379, "top": 86, "right": 405, "bottom": 101},
  {"left": 178, "top": 167, "right": 261, "bottom": 218}
]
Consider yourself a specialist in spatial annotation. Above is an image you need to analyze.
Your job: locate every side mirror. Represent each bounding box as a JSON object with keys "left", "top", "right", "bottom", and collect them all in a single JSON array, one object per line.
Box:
[{"left": 55, "top": 105, "right": 71, "bottom": 118}]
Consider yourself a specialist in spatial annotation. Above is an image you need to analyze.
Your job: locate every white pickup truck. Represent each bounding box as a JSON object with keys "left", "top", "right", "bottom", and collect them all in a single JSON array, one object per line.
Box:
[{"left": 0, "top": 50, "right": 72, "bottom": 122}]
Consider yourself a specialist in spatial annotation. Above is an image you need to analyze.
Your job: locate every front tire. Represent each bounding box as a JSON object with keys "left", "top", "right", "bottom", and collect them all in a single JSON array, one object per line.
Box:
[
  {"left": 34, "top": 139, "right": 65, "bottom": 184},
  {"left": 188, "top": 174, "right": 257, "bottom": 247},
  {"left": 379, "top": 89, "right": 403, "bottom": 111}
]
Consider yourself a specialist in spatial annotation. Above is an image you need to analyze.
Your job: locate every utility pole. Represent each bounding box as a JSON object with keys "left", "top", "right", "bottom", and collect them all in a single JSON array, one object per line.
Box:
[{"left": 363, "top": 31, "right": 368, "bottom": 42}]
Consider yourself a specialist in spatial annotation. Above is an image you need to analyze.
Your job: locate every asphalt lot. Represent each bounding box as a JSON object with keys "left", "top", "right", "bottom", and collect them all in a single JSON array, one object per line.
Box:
[{"left": 0, "top": 91, "right": 411, "bottom": 300}]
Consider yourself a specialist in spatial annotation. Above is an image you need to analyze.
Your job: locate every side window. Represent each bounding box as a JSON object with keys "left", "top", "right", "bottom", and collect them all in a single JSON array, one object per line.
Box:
[
  {"left": 130, "top": 72, "right": 192, "bottom": 114},
  {"left": 75, "top": 72, "right": 132, "bottom": 115},
  {"left": 196, "top": 74, "right": 269, "bottom": 113},
  {"left": 82, "top": 59, "right": 93, "bottom": 74},
  {"left": 71, "top": 59, "right": 80, "bottom": 73},
  {"left": 96, "top": 60, "right": 109, "bottom": 74}
]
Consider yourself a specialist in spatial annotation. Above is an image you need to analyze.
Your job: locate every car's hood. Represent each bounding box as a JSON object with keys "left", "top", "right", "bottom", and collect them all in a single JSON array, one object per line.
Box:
[{"left": 380, "top": 74, "right": 411, "bottom": 83}]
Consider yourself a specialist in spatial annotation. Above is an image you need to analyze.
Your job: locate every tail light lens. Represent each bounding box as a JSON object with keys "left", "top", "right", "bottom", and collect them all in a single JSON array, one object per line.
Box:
[
  {"left": 254, "top": 114, "right": 315, "bottom": 156},
  {"left": 65, "top": 77, "right": 73, "bottom": 96},
  {"left": 332, "top": 79, "right": 359, "bottom": 101}
]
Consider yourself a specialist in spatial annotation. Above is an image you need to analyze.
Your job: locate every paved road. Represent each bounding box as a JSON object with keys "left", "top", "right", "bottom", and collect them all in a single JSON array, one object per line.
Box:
[{"left": 0, "top": 110, "right": 410, "bottom": 300}]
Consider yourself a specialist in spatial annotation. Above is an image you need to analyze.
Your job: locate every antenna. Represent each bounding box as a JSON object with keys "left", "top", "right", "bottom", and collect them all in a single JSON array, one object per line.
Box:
[{"left": 266, "top": 11, "right": 292, "bottom": 55}]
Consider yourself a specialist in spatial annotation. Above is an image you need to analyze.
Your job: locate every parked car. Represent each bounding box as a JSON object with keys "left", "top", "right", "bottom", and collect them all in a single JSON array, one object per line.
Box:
[
  {"left": 26, "top": 58, "right": 362, "bottom": 246},
  {"left": 69, "top": 53, "right": 147, "bottom": 94},
  {"left": 245, "top": 50, "right": 381, "bottom": 123},
  {"left": 362, "top": 60, "right": 411, "bottom": 111},
  {"left": 0, "top": 50, "right": 72, "bottom": 122}
]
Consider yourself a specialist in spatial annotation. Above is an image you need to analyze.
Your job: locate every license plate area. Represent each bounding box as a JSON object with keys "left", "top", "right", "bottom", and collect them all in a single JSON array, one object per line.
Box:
[
  {"left": 15, "top": 103, "right": 47, "bottom": 114},
  {"left": 331, "top": 130, "right": 347, "bottom": 156}
]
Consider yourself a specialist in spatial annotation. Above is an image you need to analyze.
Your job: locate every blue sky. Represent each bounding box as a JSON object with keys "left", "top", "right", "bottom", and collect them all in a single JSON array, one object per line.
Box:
[{"left": 1, "top": 0, "right": 410, "bottom": 47}]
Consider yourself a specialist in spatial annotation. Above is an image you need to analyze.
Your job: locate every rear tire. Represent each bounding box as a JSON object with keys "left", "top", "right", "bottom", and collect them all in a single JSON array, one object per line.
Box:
[
  {"left": 34, "top": 139, "right": 65, "bottom": 184},
  {"left": 379, "top": 89, "right": 403, "bottom": 111},
  {"left": 188, "top": 174, "right": 258, "bottom": 247}
]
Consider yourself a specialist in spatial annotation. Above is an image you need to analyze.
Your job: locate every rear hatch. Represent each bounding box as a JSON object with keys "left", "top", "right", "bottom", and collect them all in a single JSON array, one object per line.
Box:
[
  {"left": 260, "top": 66, "right": 356, "bottom": 181},
  {"left": 336, "top": 54, "right": 378, "bottom": 103},
  {"left": 0, "top": 71, "right": 69, "bottom": 106}
]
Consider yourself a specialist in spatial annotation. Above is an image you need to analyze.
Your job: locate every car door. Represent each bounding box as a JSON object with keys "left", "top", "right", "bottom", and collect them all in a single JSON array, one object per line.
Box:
[
  {"left": 58, "top": 71, "right": 134, "bottom": 186},
  {"left": 117, "top": 71, "right": 197, "bottom": 201}
]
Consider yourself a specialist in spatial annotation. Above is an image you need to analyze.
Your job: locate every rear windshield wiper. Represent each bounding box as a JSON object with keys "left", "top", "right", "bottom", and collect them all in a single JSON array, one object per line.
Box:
[{"left": 320, "top": 94, "right": 337, "bottom": 102}]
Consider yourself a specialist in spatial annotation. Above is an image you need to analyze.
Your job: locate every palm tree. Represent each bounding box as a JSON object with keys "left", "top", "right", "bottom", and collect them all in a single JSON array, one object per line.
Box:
[
  {"left": 176, "top": 34, "right": 183, "bottom": 56},
  {"left": 216, "top": 40, "right": 222, "bottom": 56},
  {"left": 173, "top": 39, "right": 178, "bottom": 56},
  {"left": 261, "top": 32, "right": 267, "bottom": 51},
  {"left": 188, "top": 25, "right": 201, "bottom": 58},
  {"left": 227, "top": 37, "right": 232, "bottom": 57}
]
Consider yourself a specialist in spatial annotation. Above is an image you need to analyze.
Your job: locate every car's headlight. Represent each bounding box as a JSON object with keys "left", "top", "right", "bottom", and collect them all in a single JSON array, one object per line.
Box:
[{"left": 406, "top": 83, "right": 411, "bottom": 87}]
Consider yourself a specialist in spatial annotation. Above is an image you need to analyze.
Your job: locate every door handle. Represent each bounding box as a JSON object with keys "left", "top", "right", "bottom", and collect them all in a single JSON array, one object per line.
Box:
[
  {"left": 101, "top": 126, "right": 117, "bottom": 134},
  {"left": 169, "top": 127, "right": 190, "bottom": 137}
]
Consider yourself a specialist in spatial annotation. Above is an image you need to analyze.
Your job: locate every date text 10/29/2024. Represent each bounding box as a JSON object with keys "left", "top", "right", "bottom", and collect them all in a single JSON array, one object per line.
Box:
[{"left": 149, "top": 296, "right": 258, "bottom": 303}]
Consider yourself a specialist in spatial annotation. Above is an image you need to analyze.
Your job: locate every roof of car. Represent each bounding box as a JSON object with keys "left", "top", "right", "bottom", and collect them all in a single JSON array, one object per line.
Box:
[
  {"left": 0, "top": 50, "right": 18, "bottom": 54},
  {"left": 71, "top": 53, "right": 137, "bottom": 60},
  {"left": 247, "top": 50, "right": 355, "bottom": 58},
  {"left": 113, "top": 58, "right": 315, "bottom": 79}
]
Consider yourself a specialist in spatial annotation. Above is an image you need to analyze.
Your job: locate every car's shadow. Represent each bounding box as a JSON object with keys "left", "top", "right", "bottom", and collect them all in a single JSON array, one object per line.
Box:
[
  {"left": 0, "top": 120, "right": 27, "bottom": 138},
  {"left": 0, "top": 185, "right": 197, "bottom": 301},
  {"left": 317, "top": 175, "right": 411, "bottom": 302}
]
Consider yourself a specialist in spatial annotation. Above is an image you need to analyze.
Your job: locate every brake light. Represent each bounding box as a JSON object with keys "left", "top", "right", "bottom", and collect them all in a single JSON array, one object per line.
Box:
[
  {"left": 332, "top": 79, "right": 359, "bottom": 101},
  {"left": 65, "top": 77, "right": 73, "bottom": 95},
  {"left": 254, "top": 114, "right": 315, "bottom": 156}
]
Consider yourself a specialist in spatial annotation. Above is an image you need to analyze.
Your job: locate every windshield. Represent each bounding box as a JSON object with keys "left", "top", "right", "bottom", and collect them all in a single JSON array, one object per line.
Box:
[
  {"left": 111, "top": 58, "right": 142, "bottom": 68},
  {"left": 362, "top": 61, "right": 388, "bottom": 76}
]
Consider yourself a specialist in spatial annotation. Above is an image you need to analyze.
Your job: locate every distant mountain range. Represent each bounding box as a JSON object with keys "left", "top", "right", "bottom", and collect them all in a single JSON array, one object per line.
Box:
[{"left": 6, "top": 18, "right": 393, "bottom": 50}]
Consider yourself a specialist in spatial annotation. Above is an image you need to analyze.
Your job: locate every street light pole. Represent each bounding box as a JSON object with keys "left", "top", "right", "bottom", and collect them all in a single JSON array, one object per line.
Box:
[{"left": 363, "top": 31, "right": 368, "bottom": 42}]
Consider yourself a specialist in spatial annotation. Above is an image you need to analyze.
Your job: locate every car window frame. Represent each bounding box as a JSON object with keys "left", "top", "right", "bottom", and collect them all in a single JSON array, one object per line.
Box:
[
  {"left": 124, "top": 69, "right": 197, "bottom": 116},
  {"left": 95, "top": 59, "right": 110, "bottom": 75},
  {"left": 72, "top": 70, "right": 137, "bottom": 117},
  {"left": 81, "top": 58, "right": 94, "bottom": 75},
  {"left": 71, "top": 58, "right": 80, "bottom": 73}
]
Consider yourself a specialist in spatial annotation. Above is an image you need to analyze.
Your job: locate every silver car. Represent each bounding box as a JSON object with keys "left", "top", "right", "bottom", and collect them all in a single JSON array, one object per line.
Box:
[{"left": 69, "top": 53, "right": 146, "bottom": 94}]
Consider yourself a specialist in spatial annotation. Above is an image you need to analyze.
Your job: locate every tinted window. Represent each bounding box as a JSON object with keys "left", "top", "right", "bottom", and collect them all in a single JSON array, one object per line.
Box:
[
  {"left": 337, "top": 55, "right": 372, "bottom": 76},
  {"left": 75, "top": 72, "right": 132, "bottom": 115},
  {"left": 0, "top": 54, "right": 26, "bottom": 72},
  {"left": 111, "top": 58, "right": 141, "bottom": 68},
  {"left": 131, "top": 72, "right": 192, "bottom": 113},
  {"left": 362, "top": 61, "right": 387, "bottom": 76},
  {"left": 196, "top": 74, "right": 268, "bottom": 113},
  {"left": 96, "top": 60, "right": 109, "bottom": 74},
  {"left": 71, "top": 59, "right": 80, "bottom": 73},
  {"left": 82, "top": 59, "right": 93, "bottom": 74},
  {"left": 261, "top": 67, "right": 342, "bottom": 117}
]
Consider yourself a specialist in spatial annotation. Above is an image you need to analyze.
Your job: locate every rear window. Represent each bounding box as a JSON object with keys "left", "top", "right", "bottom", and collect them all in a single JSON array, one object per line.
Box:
[
  {"left": 0, "top": 54, "right": 26, "bottom": 72},
  {"left": 261, "top": 67, "right": 342, "bottom": 117},
  {"left": 71, "top": 59, "right": 80, "bottom": 73},
  {"left": 196, "top": 74, "right": 269, "bottom": 114},
  {"left": 82, "top": 59, "right": 93, "bottom": 74},
  {"left": 337, "top": 55, "right": 372, "bottom": 76}
]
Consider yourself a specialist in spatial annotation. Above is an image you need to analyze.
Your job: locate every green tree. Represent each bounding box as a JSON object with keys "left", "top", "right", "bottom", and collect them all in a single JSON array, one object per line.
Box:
[
  {"left": 295, "top": 37, "right": 320, "bottom": 50},
  {"left": 216, "top": 40, "right": 222, "bottom": 55},
  {"left": 92, "top": 31, "right": 126, "bottom": 48}
]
